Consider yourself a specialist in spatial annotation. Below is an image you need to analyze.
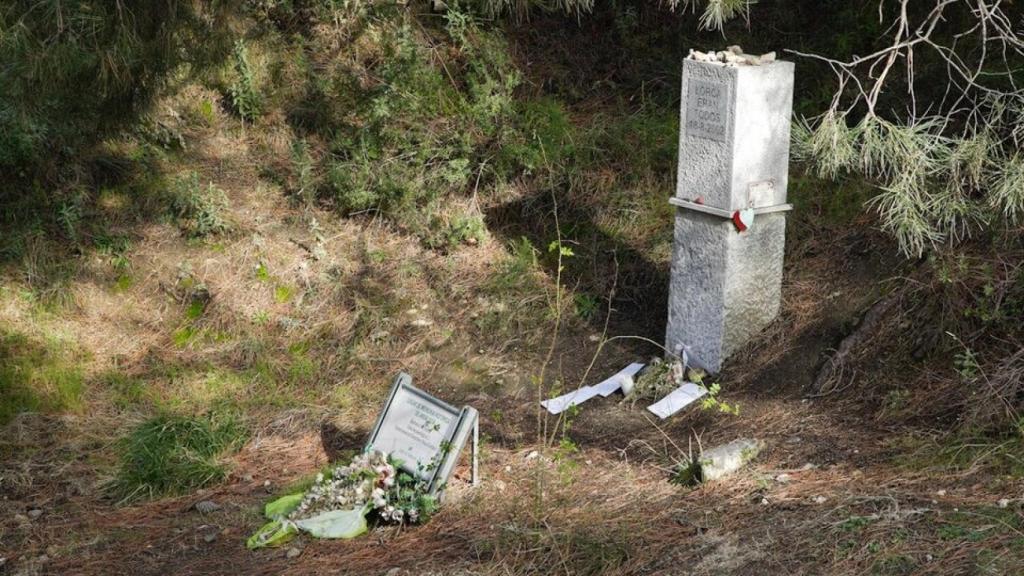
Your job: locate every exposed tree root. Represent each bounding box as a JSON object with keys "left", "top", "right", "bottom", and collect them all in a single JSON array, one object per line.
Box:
[{"left": 807, "top": 293, "right": 900, "bottom": 397}]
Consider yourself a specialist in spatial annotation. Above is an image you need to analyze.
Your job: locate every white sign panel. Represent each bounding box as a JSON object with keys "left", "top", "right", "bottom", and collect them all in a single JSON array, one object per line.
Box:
[
  {"left": 369, "top": 379, "right": 460, "bottom": 481},
  {"left": 647, "top": 383, "right": 708, "bottom": 420}
]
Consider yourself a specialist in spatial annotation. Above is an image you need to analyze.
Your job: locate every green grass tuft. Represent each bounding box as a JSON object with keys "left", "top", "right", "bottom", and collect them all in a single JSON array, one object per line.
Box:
[
  {"left": 0, "top": 330, "right": 85, "bottom": 424},
  {"left": 109, "top": 412, "right": 247, "bottom": 502}
]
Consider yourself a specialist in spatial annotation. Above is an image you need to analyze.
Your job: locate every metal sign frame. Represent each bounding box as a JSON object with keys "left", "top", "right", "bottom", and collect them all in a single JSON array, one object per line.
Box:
[{"left": 366, "top": 372, "right": 479, "bottom": 496}]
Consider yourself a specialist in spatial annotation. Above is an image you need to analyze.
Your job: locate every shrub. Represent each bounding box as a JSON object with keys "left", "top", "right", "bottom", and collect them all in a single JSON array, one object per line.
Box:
[
  {"left": 228, "top": 40, "right": 263, "bottom": 122},
  {"left": 169, "top": 172, "right": 232, "bottom": 238}
]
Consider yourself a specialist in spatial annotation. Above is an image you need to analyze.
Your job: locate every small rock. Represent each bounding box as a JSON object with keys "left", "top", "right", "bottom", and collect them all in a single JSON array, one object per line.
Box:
[
  {"left": 37, "top": 555, "right": 49, "bottom": 564},
  {"left": 998, "top": 498, "right": 1010, "bottom": 508},
  {"left": 813, "top": 495, "right": 827, "bottom": 504},
  {"left": 774, "top": 473, "right": 792, "bottom": 484},
  {"left": 697, "top": 438, "right": 763, "bottom": 481},
  {"left": 13, "top": 514, "right": 29, "bottom": 526},
  {"left": 525, "top": 450, "right": 539, "bottom": 460},
  {"left": 242, "top": 474, "right": 254, "bottom": 483},
  {"left": 384, "top": 569, "right": 401, "bottom": 576},
  {"left": 760, "top": 497, "right": 769, "bottom": 505},
  {"left": 195, "top": 500, "right": 221, "bottom": 514},
  {"left": 203, "top": 532, "right": 218, "bottom": 543},
  {"left": 27, "top": 509, "right": 43, "bottom": 520},
  {"left": 286, "top": 547, "right": 301, "bottom": 559},
  {"left": 936, "top": 489, "right": 946, "bottom": 497},
  {"left": 800, "top": 463, "right": 818, "bottom": 471}
]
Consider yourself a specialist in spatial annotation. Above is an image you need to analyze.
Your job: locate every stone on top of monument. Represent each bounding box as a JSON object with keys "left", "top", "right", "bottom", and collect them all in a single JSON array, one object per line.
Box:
[{"left": 688, "top": 45, "right": 777, "bottom": 67}]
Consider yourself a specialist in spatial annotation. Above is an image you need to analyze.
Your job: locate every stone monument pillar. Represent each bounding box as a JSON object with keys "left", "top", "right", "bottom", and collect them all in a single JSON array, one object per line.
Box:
[{"left": 666, "top": 52, "right": 795, "bottom": 373}]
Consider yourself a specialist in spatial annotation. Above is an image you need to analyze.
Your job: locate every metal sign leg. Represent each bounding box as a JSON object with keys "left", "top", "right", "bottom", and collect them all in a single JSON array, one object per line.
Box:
[{"left": 471, "top": 417, "right": 479, "bottom": 487}]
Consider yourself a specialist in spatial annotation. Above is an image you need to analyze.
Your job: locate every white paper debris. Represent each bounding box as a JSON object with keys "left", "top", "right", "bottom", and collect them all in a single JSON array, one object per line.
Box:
[
  {"left": 646, "top": 383, "right": 707, "bottom": 420},
  {"left": 591, "top": 363, "right": 645, "bottom": 397},
  {"left": 541, "top": 363, "right": 647, "bottom": 414},
  {"left": 541, "top": 386, "right": 601, "bottom": 415}
]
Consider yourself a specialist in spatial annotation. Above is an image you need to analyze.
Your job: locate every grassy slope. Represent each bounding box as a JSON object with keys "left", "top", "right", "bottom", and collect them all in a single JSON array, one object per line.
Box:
[{"left": 2, "top": 4, "right": 1024, "bottom": 575}]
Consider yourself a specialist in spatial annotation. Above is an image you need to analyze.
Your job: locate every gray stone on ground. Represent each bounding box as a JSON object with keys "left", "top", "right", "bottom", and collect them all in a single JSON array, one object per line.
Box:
[
  {"left": 697, "top": 438, "right": 763, "bottom": 481},
  {"left": 194, "top": 500, "right": 220, "bottom": 514}
]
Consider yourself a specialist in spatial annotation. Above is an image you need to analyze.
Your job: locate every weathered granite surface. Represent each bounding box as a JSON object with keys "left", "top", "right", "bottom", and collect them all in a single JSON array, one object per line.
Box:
[
  {"left": 666, "top": 57, "right": 794, "bottom": 373},
  {"left": 698, "top": 438, "right": 763, "bottom": 481}
]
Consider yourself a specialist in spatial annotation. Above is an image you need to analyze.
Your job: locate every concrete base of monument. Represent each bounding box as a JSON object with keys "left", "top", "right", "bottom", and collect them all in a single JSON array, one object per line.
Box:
[{"left": 665, "top": 209, "right": 786, "bottom": 373}]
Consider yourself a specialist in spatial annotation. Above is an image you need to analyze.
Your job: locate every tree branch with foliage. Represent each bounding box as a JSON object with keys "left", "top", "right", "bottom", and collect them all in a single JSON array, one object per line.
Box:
[{"left": 789, "top": 0, "right": 1024, "bottom": 256}]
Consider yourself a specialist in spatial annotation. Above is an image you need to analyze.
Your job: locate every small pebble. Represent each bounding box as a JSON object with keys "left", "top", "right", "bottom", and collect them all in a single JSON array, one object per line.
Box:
[
  {"left": 286, "top": 547, "right": 302, "bottom": 559},
  {"left": 998, "top": 498, "right": 1010, "bottom": 508},
  {"left": 27, "top": 509, "right": 43, "bottom": 520},
  {"left": 243, "top": 474, "right": 254, "bottom": 482},
  {"left": 525, "top": 450, "right": 538, "bottom": 460},
  {"left": 195, "top": 500, "right": 221, "bottom": 514},
  {"left": 813, "top": 495, "right": 827, "bottom": 504},
  {"left": 760, "top": 497, "right": 769, "bottom": 505},
  {"left": 203, "top": 532, "right": 218, "bottom": 543},
  {"left": 775, "top": 473, "right": 792, "bottom": 483},
  {"left": 936, "top": 489, "right": 946, "bottom": 496}
]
